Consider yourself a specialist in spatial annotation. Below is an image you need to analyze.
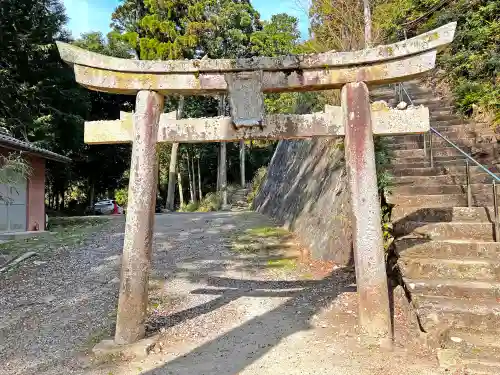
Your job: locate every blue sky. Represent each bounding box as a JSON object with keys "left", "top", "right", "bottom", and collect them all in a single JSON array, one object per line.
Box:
[{"left": 62, "top": 0, "right": 310, "bottom": 40}]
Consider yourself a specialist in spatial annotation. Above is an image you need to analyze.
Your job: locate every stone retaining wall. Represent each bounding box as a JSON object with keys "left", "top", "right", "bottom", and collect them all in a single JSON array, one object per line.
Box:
[{"left": 253, "top": 138, "right": 353, "bottom": 265}]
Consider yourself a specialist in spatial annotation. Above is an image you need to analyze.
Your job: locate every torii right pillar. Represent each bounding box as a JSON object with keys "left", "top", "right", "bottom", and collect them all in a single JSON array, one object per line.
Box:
[{"left": 342, "top": 82, "right": 391, "bottom": 340}]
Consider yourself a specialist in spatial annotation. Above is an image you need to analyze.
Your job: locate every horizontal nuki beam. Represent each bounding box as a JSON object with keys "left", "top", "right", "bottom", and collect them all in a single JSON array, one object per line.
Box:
[
  {"left": 57, "top": 23, "right": 456, "bottom": 96},
  {"left": 84, "top": 104, "right": 429, "bottom": 144}
]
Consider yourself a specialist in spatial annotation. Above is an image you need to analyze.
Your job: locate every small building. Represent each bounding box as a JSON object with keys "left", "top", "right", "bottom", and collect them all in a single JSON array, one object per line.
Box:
[{"left": 0, "top": 133, "right": 70, "bottom": 233}]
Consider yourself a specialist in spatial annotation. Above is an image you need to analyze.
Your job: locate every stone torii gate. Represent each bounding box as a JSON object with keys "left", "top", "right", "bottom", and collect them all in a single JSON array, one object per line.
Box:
[{"left": 56, "top": 22, "right": 456, "bottom": 347}]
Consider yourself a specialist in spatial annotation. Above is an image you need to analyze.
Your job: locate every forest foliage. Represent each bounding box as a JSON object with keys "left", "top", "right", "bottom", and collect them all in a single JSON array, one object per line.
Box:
[
  {"left": 373, "top": 0, "right": 499, "bottom": 123},
  {"left": 0, "top": 0, "right": 497, "bottom": 213}
]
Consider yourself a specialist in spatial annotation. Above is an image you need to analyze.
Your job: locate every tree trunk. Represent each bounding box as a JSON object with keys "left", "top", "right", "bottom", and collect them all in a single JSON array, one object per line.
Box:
[
  {"left": 89, "top": 181, "right": 95, "bottom": 208},
  {"left": 216, "top": 146, "right": 220, "bottom": 191},
  {"left": 166, "top": 96, "right": 185, "bottom": 210},
  {"left": 89, "top": 180, "right": 95, "bottom": 212},
  {"left": 59, "top": 190, "right": 65, "bottom": 211},
  {"left": 156, "top": 146, "right": 161, "bottom": 200},
  {"left": 177, "top": 171, "right": 184, "bottom": 206},
  {"left": 191, "top": 154, "right": 197, "bottom": 203},
  {"left": 187, "top": 154, "right": 194, "bottom": 203},
  {"left": 363, "top": 0, "right": 372, "bottom": 47},
  {"left": 218, "top": 94, "right": 228, "bottom": 207},
  {"left": 197, "top": 158, "right": 202, "bottom": 201},
  {"left": 220, "top": 142, "right": 228, "bottom": 207},
  {"left": 166, "top": 143, "right": 179, "bottom": 210},
  {"left": 239, "top": 140, "right": 246, "bottom": 187}
]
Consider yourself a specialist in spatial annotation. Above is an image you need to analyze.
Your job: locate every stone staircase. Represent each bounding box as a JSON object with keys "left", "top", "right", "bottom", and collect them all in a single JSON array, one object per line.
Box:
[
  {"left": 229, "top": 186, "right": 250, "bottom": 211},
  {"left": 372, "top": 80, "right": 500, "bottom": 374}
]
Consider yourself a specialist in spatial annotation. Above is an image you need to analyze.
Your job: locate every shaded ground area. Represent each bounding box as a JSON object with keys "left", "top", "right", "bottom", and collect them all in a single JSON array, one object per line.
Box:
[{"left": 0, "top": 211, "right": 453, "bottom": 375}]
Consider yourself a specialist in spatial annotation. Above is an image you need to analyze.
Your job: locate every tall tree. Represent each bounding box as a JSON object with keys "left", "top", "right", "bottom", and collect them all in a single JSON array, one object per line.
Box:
[
  {"left": 309, "top": 0, "right": 365, "bottom": 51},
  {"left": 250, "top": 13, "right": 301, "bottom": 56},
  {"left": 71, "top": 32, "right": 134, "bottom": 206},
  {"left": 363, "top": 0, "right": 373, "bottom": 46},
  {"left": 0, "top": 0, "right": 88, "bottom": 209}
]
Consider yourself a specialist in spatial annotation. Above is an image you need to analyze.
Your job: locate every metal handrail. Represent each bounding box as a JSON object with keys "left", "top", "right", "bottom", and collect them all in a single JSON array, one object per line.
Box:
[
  {"left": 396, "top": 82, "right": 500, "bottom": 182},
  {"left": 395, "top": 82, "right": 500, "bottom": 241},
  {"left": 429, "top": 127, "right": 500, "bottom": 182}
]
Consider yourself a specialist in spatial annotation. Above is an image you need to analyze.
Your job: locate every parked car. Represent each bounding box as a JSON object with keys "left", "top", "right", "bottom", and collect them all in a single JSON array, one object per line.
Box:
[{"left": 93, "top": 199, "right": 124, "bottom": 215}]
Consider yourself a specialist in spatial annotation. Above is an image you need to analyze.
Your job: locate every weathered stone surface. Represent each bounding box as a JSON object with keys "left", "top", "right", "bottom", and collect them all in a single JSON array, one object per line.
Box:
[
  {"left": 225, "top": 71, "right": 265, "bottom": 127},
  {"left": 84, "top": 105, "right": 429, "bottom": 144},
  {"left": 342, "top": 82, "right": 391, "bottom": 339},
  {"left": 70, "top": 50, "right": 438, "bottom": 95},
  {"left": 86, "top": 112, "right": 341, "bottom": 144},
  {"left": 93, "top": 337, "right": 158, "bottom": 360},
  {"left": 114, "top": 90, "right": 164, "bottom": 345},
  {"left": 56, "top": 23, "right": 455, "bottom": 73},
  {"left": 253, "top": 138, "right": 353, "bottom": 265}
]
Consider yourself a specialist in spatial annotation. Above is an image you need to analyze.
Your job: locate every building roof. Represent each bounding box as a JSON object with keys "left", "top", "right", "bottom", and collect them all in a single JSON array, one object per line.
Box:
[{"left": 0, "top": 133, "right": 71, "bottom": 163}]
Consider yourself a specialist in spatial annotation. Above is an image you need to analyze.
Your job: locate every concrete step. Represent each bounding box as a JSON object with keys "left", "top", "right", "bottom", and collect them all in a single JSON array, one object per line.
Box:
[
  {"left": 390, "top": 155, "right": 466, "bottom": 165},
  {"left": 385, "top": 133, "right": 476, "bottom": 145},
  {"left": 430, "top": 128, "right": 479, "bottom": 139},
  {"left": 392, "top": 144, "right": 497, "bottom": 161},
  {"left": 406, "top": 278, "right": 500, "bottom": 300},
  {"left": 464, "top": 361, "right": 500, "bottom": 375},
  {"left": 392, "top": 174, "right": 498, "bottom": 187},
  {"left": 392, "top": 148, "right": 426, "bottom": 158},
  {"left": 390, "top": 146, "right": 485, "bottom": 158},
  {"left": 371, "top": 91, "right": 434, "bottom": 100},
  {"left": 416, "top": 295, "right": 500, "bottom": 332},
  {"left": 432, "top": 118, "right": 468, "bottom": 126},
  {"left": 386, "top": 138, "right": 478, "bottom": 150},
  {"left": 423, "top": 105, "right": 455, "bottom": 112},
  {"left": 388, "top": 159, "right": 469, "bottom": 169},
  {"left": 390, "top": 183, "right": 499, "bottom": 196},
  {"left": 392, "top": 206, "right": 496, "bottom": 223},
  {"left": 431, "top": 113, "right": 463, "bottom": 122},
  {"left": 432, "top": 123, "right": 489, "bottom": 133},
  {"left": 399, "top": 256, "right": 500, "bottom": 281},
  {"left": 444, "top": 329, "right": 500, "bottom": 373},
  {"left": 412, "top": 97, "right": 452, "bottom": 105},
  {"left": 388, "top": 192, "right": 500, "bottom": 207},
  {"left": 387, "top": 193, "right": 469, "bottom": 207},
  {"left": 394, "top": 221, "right": 495, "bottom": 241},
  {"left": 395, "top": 238, "right": 500, "bottom": 261},
  {"left": 389, "top": 165, "right": 499, "bottom": 177}
]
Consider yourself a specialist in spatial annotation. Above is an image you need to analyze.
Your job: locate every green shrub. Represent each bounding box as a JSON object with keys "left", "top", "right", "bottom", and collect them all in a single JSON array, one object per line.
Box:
[
  {"left": 179, "top": 201, "right": 199, "bottom": 212},
  {"left": 374, "top": 0, "right": 500, "bottom": 125},
  {"left": 114, "top": 188, "right": 128, "bottom": 206},
  {"left": 247, "top": 166, "right": 268, "bottom": 205},
  {"left": 198, "top": 192, "right": 222, "bottom": 212}
]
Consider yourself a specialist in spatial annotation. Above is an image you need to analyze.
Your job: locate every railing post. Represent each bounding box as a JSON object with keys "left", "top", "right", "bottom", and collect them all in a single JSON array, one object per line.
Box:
[
  {"left": 466, "top": 159, "right": 472, "bottom": 208},
  {"left": 423, "top": 132, "right": 427, "bottom": 161},
  {"left": 429, "top": 131, "right": 434, "bottom": 168},
  {"left": 493, "top": 181, "right": 499, "bottom": 242}
]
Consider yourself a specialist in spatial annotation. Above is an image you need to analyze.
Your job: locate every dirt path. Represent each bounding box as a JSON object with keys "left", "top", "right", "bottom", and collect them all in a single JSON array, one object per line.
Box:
[{"left": 0, "top": 211, "right": 452, "bottom": 375}]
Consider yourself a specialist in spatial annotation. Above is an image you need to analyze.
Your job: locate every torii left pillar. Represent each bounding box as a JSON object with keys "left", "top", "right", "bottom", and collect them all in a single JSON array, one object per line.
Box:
[{"left": 115, "top": 90, "right": 164, "bottom": 344}]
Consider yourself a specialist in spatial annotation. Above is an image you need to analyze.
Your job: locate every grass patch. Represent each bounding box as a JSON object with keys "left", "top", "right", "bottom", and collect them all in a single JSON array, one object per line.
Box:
[
  {"left": 85, "top": 328, "right": 111, "bottom": 348},
  {"left": 246, "top": 227, "right": 290, "bottom": 238},
  {"left": 0, "top": 220, "right": 117, "bottom": 263},
  {"left": 148, "top": 277, "right": 164, "bottom": 291},
  {"left": 229, "top": 225, "right": 293, "bottom": 253},
  {"left": 266, "top": 258, "right": 297, "bottom": 270}
]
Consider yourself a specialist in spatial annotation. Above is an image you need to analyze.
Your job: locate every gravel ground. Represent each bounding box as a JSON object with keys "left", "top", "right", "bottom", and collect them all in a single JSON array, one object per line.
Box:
[{"left": 0, "top": 211, "right": 458, "bottom": 375}]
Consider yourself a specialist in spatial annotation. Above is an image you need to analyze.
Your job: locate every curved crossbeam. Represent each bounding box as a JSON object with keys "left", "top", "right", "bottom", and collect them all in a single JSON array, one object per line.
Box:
[
  {"left": 57, "top": 23, "right": 456, "bottom": 96},
  {"left": 84, "top": 104, "right": 429, "bottom": 144}
]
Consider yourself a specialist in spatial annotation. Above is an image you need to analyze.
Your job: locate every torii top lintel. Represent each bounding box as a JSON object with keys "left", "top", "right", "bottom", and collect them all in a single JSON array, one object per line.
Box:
[{"left": 57, "top": 22, "right": 456, "bottom": 96}]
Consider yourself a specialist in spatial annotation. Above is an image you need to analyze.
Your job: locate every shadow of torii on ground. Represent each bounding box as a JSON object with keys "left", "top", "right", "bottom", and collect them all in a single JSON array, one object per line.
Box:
[{"left": 143, "top": 271, "right": 356, "bottom": 375}]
